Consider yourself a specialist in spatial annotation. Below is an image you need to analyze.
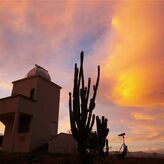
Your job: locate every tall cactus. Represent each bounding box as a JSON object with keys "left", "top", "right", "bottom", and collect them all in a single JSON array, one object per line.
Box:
[
  {"left": 69, "top": 51, "right": 100, "bottom": 157},
  {"left": 96, "top": 116, "right": 109, "bottom": 157}
]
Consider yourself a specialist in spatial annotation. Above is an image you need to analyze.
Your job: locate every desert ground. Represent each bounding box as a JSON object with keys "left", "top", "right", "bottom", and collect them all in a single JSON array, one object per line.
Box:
[{"left": 0, "top": 152, "right": 164, "bottom": 164}]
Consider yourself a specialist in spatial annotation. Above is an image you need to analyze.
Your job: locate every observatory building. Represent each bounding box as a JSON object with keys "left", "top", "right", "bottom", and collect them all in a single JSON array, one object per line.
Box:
[{"left": 0, "top": 65, "right": 61, "bottom": 152}]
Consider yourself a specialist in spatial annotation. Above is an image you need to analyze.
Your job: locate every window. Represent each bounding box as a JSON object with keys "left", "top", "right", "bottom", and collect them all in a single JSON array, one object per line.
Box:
[
  {"left": 50, "top": 121, "right": 56, "bottom": 136},
  {"left": 18, "top": 115, "right": 31, "bottom": 133},
  {"left": 0, "top": 135, "right": 3, "bottom": 146},
  {"left": 30, "top": 88, "right": 35, "bottom": 99}
]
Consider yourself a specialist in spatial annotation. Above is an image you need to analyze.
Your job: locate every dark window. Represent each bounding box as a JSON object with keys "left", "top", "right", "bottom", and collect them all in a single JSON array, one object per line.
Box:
[
  {"left": 0, "top": 135, "right": 3, "bottom": 146},
  {"left": 30, "top": 88, "right": 35, "bottom": 99},
  {"left": 18, "top": 115, "right": 31, "bottom": 133}
]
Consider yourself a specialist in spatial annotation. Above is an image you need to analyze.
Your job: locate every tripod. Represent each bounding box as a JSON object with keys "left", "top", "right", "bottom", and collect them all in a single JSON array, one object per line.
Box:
[{"left": 118, "top": 133, "right": 128, "bottom": 158}]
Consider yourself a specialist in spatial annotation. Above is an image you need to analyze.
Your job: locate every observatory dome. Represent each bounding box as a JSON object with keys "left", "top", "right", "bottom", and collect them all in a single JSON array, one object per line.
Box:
[{"left": 26, "top": 64, "right": 51, "bottom": 81}]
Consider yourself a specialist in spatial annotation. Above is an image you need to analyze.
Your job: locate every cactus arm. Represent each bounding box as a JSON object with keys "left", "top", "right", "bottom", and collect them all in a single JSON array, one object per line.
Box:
[
  {"left": 105, "top": 139, "right": 109, "bottom": 156},
  {"left": 89, "top": 114, "right": 95, "bottom": 131},
  {"left": 96, "top": 116, "right": 109, "bottom": 157},
  {"left": 80, "top": 51, "right": 85, "bottom": 89},
  {"left": 86, "top": 66, "right": 100, "bottom": 129},
  {"left": 92, "top": 65, "right": 100, "bottom": 101},
  {"left": 69, "top": 92, "right": 78, "bottom": 140},
  {"left": 73, "top": 63, "right": 82, "bottom": 129},
  {"left": 86, "top": 78, "right": 91, "bottom": 105}
]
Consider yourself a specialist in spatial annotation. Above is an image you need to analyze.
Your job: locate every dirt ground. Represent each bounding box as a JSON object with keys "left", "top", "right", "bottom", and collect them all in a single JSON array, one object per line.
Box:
[{"left": 0, "top": 152, "right": 164, "bottom": 164}]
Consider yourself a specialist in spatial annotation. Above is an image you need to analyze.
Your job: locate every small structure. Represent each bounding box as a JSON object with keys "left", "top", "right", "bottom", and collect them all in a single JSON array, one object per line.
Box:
[
  {"left": 0, "top": 65, "right": 61, "bottom": 152},
  {"left": 118, "top": 133, "right": 128, "bottom": 158},
  {"left": 49, "top": 133, "right": 77, "bottom": 154}
]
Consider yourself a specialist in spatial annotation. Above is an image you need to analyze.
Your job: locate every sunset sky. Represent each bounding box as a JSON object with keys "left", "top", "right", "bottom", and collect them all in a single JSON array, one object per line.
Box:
[{"left": 0, "top": 0, "right": 164, "bottom": 153}]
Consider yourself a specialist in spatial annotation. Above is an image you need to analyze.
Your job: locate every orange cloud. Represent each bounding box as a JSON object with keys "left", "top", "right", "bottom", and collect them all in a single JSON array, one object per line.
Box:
[
  {"left": 0, "top": 79, "right": 12, "bottom": 91},
  {"left": 131, "top": 113, "right": 154, "bottom": 121},
  {"left": 0, "top": 0, "right": 29, "bottom": 32},
  {"left": 102, "top": 1, "right": 164, "bottom": 107}
]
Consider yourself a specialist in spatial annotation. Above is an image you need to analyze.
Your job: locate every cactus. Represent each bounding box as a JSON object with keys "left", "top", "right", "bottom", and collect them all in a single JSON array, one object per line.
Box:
[
  {"left": 105, "top": 139, "right": 109, "bottom": 156},
  {"left": 87, "top": 131, "right": 99, "bottom": 153},
  {"left": 96, "top": 116, "right": 109, "bottom": 157},
  {"left": 69, "top": 51, "right": 100, "bottom": 158}
]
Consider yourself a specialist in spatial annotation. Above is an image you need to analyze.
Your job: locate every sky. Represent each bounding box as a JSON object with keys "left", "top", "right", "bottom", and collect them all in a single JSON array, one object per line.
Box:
[{"left": 0, "top": 0, "right": 164, "bottom": 153}]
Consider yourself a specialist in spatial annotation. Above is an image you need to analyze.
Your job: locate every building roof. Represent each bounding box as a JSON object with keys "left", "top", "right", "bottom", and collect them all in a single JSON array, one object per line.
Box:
[
  {"left": 26, "top": 64, "right": 51, "bottom": 81},
  {"left": 12, "top": 75, "right": 62, "bottom": 89}
]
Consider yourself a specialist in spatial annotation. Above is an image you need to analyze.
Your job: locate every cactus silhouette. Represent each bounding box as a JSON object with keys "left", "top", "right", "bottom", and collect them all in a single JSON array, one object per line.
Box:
[
  {"left": 105, "top": 139, "right": 109, "bottom": 156},
  {"left": 69, "top": 51, "right": 100, "bottom": 159},
  {"left": 96, "top": 116, "right": 109, "bottom": 157}
]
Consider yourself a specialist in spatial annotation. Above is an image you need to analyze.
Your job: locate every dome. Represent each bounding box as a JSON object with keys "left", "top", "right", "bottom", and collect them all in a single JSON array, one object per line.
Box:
[{"left": 26, "top": 64, "right": 51, "bottom": 81}]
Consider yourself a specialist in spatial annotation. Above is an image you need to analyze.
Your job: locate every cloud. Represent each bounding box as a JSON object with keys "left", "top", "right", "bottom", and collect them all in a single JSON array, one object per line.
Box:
[
  {"left": 144, "top": 147, "right": 164, "bottom": 154},
  {"left": 0, "top": 79, "right": 12, "bottom": 91},
  {"left": 131, "top": 113, "right": 154, "bottom": 121},
  {"left": 148, "top": 132, "right": 164, "bottom": 141},
  {"left": 100, "top": 1, "right": 164, "bottom": 107}
]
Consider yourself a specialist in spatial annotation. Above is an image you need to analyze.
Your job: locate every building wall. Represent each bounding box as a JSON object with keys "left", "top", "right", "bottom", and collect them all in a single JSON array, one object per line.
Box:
[
  {"left": 2, "top": 117, "right": 14, "bottom": 152},
  {"left": 30, "top": 77, "right": 60, "bottom": 151},
  {"left": 12, "top": 77, "right": 38, "bottom": 98},
  {"left": 14, "top": 133, "right": 31, "bottom": 152},
  {"left": 49, "top": 133, "right": 78, "bottom": 154},
  {"left": 12, "top": 111, "right": 33, "bottom": 152},
  {"left": 0, "top": 97, "right": 20, "bottom": 115},
  {"left": 0, "top": 96, "right": 35, "bottom": 152}
]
